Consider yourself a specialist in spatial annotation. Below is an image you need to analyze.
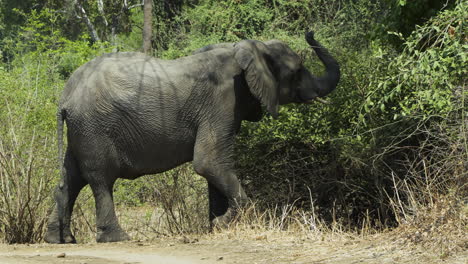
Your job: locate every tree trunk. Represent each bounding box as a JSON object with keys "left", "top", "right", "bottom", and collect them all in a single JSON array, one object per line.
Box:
[
  {"left": 97, "top": 0, "right": 108, "bottom": 27},
  {"left": 75, "top": 0, "right": 100, "bottom": 43},
  {"left": 142, "top": 0, "right": 153, "bottom": 54}
]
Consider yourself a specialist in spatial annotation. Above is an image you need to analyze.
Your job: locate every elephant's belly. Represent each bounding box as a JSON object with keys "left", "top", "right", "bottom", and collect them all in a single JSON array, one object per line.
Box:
[{"left": 116, "top": 134, "right": 196, "bottom": 179}]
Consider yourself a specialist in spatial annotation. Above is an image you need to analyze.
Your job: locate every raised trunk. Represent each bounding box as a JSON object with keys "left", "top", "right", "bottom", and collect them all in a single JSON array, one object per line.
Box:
[{"left": 306, "top": 32, "right": 340, "bottom": 98}]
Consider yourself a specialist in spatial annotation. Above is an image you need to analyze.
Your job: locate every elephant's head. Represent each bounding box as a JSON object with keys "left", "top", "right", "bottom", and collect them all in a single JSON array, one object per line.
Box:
[{"left": 233, "top": 31, "right": 340, "bottom": 118}]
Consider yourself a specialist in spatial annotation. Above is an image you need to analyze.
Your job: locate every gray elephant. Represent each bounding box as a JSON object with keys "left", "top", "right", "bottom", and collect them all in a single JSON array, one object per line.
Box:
[{"left": 44, "top": 31, "right": 340, "bottom": 243}]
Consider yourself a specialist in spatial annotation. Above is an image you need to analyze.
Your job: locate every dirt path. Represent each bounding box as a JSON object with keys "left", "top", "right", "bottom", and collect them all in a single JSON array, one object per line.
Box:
[{"left": 0, "top": 235, "right": 466, "bottom": 264}]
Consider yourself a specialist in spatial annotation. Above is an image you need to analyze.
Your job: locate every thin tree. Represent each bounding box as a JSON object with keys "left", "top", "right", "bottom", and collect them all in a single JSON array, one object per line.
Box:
[
  {"left": 74, "top": 0, "right": 100, "bottom": 42},
  {"left": 142, "top": 0, "right": 153, "bottom": 54}
]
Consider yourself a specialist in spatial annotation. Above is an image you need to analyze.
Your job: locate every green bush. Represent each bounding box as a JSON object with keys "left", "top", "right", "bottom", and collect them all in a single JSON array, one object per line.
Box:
[
  {"left": 364, "top": 2, "right": 466, "bottom": 122},
  {"left": 235, "top": 0, "right": 466, "bottom": 227}
]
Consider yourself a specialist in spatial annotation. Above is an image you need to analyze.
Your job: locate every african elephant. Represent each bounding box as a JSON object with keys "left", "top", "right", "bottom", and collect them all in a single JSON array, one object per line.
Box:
[{"left": 44, "top": 31, "right": 340, "bottom": 243}]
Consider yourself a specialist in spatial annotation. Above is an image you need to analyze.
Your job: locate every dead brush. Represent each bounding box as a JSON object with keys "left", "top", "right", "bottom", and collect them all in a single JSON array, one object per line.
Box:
[
  {"left": 68, "top": 187, "right": 97, "bottom": 243},
  {"left": 150, "top": 166, "right": 209, "bottom": 235},
  {"left": 0, "top": 102, "right": 56, "bottom": 243},
  {"left": 118, "top": 165, "right": 210, "bottom": 237},
  {"left": 383, "top": 111, "right": 467, "bottom": 256}
]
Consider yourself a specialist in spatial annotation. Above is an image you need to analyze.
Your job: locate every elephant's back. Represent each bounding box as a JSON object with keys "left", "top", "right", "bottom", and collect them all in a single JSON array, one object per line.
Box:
[{"left": 60, "top": 52, "right": 150, "bottom": 107}]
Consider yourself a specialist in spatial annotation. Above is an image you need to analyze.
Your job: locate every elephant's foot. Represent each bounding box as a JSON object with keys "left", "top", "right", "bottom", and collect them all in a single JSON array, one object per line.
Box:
[
  {"left": 212, "top": 208, "right": 236, "bottom": 229},
  {"left": 44, "top": 226, "right": 76, "bottom": 244},
  {"left": 96, "top": 227, "right": 130, "bottom": 243}
]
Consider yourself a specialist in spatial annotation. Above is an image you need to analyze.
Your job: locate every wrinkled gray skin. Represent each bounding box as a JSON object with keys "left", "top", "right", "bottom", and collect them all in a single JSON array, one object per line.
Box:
[{"left": 44, "top": 32, "right": 340, "bottom": 243}]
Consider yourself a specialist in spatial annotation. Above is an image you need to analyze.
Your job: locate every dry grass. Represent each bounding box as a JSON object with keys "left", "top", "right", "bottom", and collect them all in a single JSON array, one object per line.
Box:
[{"left": 390, "top": 194, "right": 467, "bottom": 259}]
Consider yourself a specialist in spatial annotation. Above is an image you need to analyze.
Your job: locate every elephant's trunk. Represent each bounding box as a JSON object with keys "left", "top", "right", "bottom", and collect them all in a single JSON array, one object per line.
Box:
[{"left": 305, "top": 31, "right": 340, "bottom": 99}]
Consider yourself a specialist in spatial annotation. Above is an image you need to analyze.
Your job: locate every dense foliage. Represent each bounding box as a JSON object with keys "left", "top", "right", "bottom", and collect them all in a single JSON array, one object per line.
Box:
[{"left": 0, "top": 0, "right": 465, "bottom": 242}]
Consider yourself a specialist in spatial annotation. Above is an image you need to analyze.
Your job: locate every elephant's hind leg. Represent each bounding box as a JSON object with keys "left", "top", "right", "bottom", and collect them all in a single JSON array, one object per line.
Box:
[
  {"left": 45, "top": 149, "right": 87, "bottom": 244},
  {"left": 86, "top": 171, "right": 130, "bottom": 243}
]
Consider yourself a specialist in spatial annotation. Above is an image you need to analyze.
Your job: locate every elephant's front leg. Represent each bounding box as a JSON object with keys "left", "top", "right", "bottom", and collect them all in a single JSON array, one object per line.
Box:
[
  {"left": 208, "top": 171, "right": 248, "bottom": 228},
  {"left": 193, "top": 128, "right": 248, "bottom": 228},
  {"left": 208, "top": 182, "right": 229, "bottom": 223}
]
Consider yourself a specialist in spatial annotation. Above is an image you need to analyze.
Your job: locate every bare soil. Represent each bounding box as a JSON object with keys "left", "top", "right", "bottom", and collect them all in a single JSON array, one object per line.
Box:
[{"left": 0, "top": 232, "right": 466, "bottom": 264}]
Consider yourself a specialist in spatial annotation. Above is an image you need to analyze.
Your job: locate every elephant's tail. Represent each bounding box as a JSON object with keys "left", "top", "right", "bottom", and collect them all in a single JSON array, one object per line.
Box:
[{"left": 57, "top": 109, "right": 66, "bottom": 170}]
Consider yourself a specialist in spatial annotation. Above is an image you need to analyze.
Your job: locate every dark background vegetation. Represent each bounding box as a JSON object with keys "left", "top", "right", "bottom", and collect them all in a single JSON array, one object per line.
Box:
[{"left": 0, "top": 0, "right": 466, "bottom": 244}]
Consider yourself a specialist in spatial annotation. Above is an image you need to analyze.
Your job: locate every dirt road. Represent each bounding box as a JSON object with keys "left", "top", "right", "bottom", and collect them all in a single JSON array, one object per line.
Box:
[{"left": 0, "top": 234, "right": 466, "bottom": 264}]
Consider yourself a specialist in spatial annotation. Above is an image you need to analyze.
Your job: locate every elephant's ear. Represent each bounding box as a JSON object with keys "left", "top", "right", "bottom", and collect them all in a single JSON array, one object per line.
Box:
[{"left": 234, "top": 40, "right": 279, "bottom": 118}]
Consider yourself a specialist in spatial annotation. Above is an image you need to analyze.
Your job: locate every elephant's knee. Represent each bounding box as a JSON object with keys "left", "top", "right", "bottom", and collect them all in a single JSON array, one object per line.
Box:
[{"left": 193, "top": 158, "right": 214, "bottom": 177}]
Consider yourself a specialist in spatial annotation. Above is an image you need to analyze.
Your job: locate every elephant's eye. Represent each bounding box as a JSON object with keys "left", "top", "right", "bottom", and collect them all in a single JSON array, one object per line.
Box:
[
  {"left": 292, "top": 68, "right": 301, "bottom": 77},
  {"left": 289, "top": 67, "right": 299, "bottom": 75},
  {"left": 289, "top": 70, "right": 300, "bottom": 82}
]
